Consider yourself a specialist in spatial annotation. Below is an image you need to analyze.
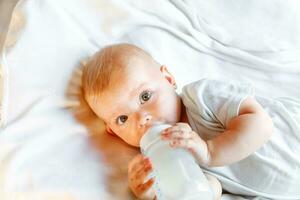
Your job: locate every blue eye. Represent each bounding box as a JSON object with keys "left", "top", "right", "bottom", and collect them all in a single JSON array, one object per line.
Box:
[
  {"left": 140, "top": 90, "right": 152, "bottom": 104},
  {"left": 117, "top": 115, "right": 128, "bottom": 125}
]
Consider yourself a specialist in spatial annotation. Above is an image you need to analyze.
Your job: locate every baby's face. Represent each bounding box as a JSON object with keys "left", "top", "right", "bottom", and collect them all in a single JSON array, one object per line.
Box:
[{"left": 89, "top": 59, "right": 181, "bottom": 147}]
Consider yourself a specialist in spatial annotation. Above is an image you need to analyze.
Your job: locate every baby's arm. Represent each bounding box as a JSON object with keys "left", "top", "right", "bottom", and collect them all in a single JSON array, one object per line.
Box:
[
  {"left": 207, "top": 96, "right": 274, "bottom": 166},
  {"left": 205, "top": 173, "right": 222, "bottom": 200},
  {"left": 161, "top": 96, "right": 274, "bottom": 167}
]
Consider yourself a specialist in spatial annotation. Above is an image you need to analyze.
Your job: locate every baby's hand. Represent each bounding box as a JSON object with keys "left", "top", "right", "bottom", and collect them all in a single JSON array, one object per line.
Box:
[
  {"left": 128, "top": 154, "right": 156, "bottom": 200},
  {"left": 161, "top": 123, "right": 211, "bottom": 166}
]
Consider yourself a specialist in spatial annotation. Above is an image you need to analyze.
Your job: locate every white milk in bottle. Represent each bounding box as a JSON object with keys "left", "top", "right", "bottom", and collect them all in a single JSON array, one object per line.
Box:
[{"left": 140, "top": 124, "right": 214, "bottom": 200}]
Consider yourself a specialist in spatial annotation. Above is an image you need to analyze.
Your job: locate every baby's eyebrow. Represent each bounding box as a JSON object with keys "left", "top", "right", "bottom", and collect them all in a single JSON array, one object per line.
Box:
[
  {"left": 108, "top": 103, "right": 130, "bottom": 122},
  {"left": 107, "top": 83, "right": 149, "bottom": 122},
  {"left": 108, "top": 109, "right": 120, "bottom": 121},
  {"left": 103, "top": 104, "right": 119, "bottom": 121},
  {"left": 129, "top": 83, "right": 147, "bottom": 97}
]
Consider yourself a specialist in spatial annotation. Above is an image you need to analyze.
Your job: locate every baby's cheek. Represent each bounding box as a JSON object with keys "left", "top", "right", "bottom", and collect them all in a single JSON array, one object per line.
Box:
[
  {"left": 124, "top": 136, "right": 140, "bottom": 147},
  {"left": 155, "top": 93, "right": 178, "bottom": 122},
  {"left": 160, "top": 106, "right": 175, "bottom": 122}
]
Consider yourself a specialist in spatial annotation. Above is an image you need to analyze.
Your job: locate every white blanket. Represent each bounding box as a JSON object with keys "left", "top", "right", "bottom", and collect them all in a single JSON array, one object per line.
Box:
[{"left": 1, "top": 0, "right": 300, "bottom": 199}]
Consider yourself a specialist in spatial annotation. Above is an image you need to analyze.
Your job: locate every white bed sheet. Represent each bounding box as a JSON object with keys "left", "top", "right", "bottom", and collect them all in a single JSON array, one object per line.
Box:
[{"left": 1, "top": 0, "right": 300, "bottom": 199}]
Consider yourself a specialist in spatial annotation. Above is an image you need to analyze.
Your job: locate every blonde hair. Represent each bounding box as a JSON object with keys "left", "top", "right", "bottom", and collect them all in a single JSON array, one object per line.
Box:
[{"left": 82, "top": 43, "right": 159, "bottom": 102}]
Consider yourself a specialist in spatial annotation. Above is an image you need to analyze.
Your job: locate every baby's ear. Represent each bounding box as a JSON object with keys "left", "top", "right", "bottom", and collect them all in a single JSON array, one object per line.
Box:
[
  {"left": 160, "top": 65, "right": 177, "bottom": 87},
  {"left": 106, "top": 125, "right": 117, "bottom": 136}
]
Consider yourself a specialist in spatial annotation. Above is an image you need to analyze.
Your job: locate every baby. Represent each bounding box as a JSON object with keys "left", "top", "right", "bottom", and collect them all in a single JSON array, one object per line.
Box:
[{"left": 82, "top": 43, "right": 300, "bottom": 200}]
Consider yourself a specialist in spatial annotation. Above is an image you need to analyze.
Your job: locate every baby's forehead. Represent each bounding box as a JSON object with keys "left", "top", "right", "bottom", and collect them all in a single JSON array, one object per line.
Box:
[
  {"left": 94, "top": 79, "right": 150, "bottom": 116},
  {"left": 110, "top": 63, "right": 157, "bottom": 87},
  {"left": 93, "top": 94, "right": 131, "bottom": 123},
  {"left": 91, "top": 95, "right": 118, "bottom": 121}
]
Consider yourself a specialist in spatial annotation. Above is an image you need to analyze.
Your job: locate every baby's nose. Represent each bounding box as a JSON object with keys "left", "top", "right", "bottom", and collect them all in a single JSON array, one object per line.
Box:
[{"left": 139, "top": 114, "right": 152, "bottom": 127}]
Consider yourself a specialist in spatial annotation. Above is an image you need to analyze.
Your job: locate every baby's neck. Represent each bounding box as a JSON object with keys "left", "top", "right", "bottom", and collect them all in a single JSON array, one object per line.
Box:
[{"left": 179, "top": 99, "right": 189, "bottom": 123}]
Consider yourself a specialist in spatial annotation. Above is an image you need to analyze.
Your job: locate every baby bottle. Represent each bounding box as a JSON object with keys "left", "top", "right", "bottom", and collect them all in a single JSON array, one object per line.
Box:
[{"left": 140, "top": 124, "right": 214, "bottom": 200}]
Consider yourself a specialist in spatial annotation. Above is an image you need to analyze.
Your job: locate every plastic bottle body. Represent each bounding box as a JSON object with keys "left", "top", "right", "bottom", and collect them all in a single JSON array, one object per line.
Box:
[{"left": 140, "top": 124, "right": 214, "bottom": 200}]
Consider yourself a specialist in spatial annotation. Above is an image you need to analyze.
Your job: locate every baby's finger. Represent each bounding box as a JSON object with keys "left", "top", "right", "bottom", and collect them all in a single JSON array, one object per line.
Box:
[
  {"left": 132, "top": 161, "right": 153, "bottom": 183},
  {"left": 161, "top": 129, "right": 192, "bottom": 140},
  {"left": 162, "top": 123, "right": 191, "bottom": 134},
  {"left": 136, "top": 178, "right": 155, "bottom": 196},
  {"left": 175, "top": 122, "right": 192, "bottom": 130},
  {"left": 169, "top": 138, "right": 194, "bottom": 149},
  {"left": 168, "top": 138, "right": 205, "bottom": 160},
  {"left": 162, "top": 125, "right": 181, "bottom": 134},
  {"left": 128, "top": 154, "right": 143, "bottom": 170},
  {"left": 129, "top": 156, "right": 151, "bottom": 174}
]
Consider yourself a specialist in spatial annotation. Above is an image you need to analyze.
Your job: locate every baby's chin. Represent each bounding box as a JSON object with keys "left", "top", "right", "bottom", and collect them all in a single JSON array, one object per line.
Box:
[
  {"left": 130, "top": 142, "right": 140, "bottom": 148},
  {"left": 124, "top": 138, "right": 140, "bottom": 148}
]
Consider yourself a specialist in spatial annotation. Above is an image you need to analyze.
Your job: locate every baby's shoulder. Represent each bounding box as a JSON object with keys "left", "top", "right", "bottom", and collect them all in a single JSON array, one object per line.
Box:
[{"left": 182, "top": 78, "right": 240, "bottom": 96}]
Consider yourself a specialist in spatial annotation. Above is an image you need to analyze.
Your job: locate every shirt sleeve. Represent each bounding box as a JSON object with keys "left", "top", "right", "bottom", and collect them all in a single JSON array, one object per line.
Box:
[{"left": 181, "top": 78, "right": 254, "bottom": 130}]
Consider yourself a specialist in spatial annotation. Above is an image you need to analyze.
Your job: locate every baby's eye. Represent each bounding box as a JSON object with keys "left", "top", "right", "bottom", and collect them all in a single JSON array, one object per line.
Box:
[
  {"left": 140, "top": 90, "right": 152, "bottom": 104},
  {"left": 116, "top": 115, "right": 128, "bottom": 125}
]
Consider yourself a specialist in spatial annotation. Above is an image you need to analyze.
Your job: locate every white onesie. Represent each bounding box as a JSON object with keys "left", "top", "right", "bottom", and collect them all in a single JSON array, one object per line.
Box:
[{"left": 181, "top": 78, "right": 300, "bottom": 199}]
